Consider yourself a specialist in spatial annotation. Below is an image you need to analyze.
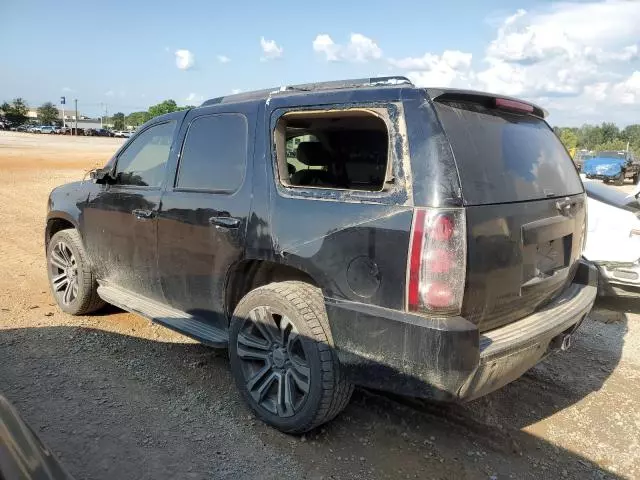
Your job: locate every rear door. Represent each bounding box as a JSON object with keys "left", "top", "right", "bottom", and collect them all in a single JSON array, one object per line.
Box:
[
  {"left": 156, "top": 104, "right": 255, "bottom": 330},
  {"left": 433, "top": 98, "right": 585, "bottom": 331}
]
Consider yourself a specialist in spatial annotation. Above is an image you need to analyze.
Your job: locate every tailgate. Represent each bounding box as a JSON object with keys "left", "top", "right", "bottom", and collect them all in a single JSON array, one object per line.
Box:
[
  {"left": 464, "top": 195, "right": 586, "bottom": 331},
  {"left": 432, "top": 94, "right": 586, "bottom": 331}
]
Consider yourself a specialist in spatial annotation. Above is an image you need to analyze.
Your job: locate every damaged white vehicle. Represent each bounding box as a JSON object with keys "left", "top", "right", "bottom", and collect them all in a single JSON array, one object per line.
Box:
[{"left": 583, "top": 179, "right": 640, "bottom": 295}]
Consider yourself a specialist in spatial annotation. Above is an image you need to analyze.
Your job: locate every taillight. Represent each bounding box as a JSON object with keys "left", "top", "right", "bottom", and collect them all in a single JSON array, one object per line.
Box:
[
  {"left": 407, "top": 208, "right": 466, "bottom": 315},
  {"left": 495, "top": 97, "right": 534, "bottom": 114}
]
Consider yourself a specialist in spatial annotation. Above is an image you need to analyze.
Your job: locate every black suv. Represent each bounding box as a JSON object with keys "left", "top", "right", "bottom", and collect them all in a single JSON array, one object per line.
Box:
[{"left": 46, "top": 77, "right": 597, "bottom": 433}]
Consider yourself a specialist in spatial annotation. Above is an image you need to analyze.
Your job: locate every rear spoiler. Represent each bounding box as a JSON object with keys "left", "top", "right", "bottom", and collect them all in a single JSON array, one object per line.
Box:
[{"left": 426, "top": 88, "right": 547, "bottom": 119}]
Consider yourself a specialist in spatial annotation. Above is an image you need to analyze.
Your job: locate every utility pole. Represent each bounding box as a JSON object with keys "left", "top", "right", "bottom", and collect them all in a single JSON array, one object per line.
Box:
[
  {"left": 100, "top": 103, "right": 103, "bottom": 128},
  {"left": 74, "top": 99, "right": 78, "bottom": 135}
]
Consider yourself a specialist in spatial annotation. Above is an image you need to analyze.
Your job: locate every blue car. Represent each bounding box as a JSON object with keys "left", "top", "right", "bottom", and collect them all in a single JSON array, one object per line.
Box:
[{"left": 583, "top": 150, "right": 639, "bottom": 185}]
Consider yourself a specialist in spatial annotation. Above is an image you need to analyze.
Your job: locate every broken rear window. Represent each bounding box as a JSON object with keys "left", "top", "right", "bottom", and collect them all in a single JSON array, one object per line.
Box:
[{"left": 274, "top": 109, "right": 390, "bottom": 192}]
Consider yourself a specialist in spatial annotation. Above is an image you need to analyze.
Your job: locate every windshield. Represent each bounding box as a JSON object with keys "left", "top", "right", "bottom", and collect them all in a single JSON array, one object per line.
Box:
[{"left": 435, "top": 101, "right": 583, "bottom": 205}]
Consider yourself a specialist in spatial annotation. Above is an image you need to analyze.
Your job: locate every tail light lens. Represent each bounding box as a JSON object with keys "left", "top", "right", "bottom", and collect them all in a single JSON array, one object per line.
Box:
[{"left": 407, "top": 208, "right": 466, "bottom": 315}]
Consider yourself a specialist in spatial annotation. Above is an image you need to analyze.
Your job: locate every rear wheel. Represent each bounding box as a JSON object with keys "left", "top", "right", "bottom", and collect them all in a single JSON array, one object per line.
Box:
[
  {"left": 633, "top": 173, "right": 639, "bottom": 184},
  {"left": 47, "top": 229, "right": 105, "bottom": 315},
  {"left": 229, "top": 281, "right": 353, "bottom": 433}
]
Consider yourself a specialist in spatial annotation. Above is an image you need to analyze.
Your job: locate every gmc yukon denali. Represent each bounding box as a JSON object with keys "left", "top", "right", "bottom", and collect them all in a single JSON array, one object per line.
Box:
[{"left": 45, "top": 77, "right": 598, "bottom": 433}]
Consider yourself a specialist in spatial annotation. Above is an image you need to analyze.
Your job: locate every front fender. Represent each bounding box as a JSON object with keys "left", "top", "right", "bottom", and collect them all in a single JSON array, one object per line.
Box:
[{"left": 45, "top": 180, "right": 97, "bottom": 245}]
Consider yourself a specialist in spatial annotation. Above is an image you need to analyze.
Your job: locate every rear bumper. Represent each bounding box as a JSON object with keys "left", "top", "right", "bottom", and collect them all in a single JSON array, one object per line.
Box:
[{"left": 326, "top": 259, "right": 598, "bottom": 401}]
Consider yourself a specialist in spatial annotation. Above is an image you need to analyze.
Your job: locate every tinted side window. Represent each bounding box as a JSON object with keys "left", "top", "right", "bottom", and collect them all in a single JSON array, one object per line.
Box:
[
  {"left": 176, "top": 114, "right": 247, "bottom": 192},
  {"left": 116, "top": 121, "right": 176, "bottom": 187}
]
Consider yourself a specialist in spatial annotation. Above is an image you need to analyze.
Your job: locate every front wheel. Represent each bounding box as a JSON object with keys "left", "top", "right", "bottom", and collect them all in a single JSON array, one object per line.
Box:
[
  {"left": 229, "top": 281, "right": 353, "bottom": 433},
  {"left": 614, "top": 172, "right": 625, "bottom": 186},
  {"left": 47, "top": 229, "right": 105, "bottom": 315}
]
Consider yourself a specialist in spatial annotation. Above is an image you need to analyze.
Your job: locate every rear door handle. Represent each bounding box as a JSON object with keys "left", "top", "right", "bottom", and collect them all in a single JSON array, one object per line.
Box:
[
  {"left": 209, "top": 216, "right": 240, "bottom": 229},
  {"left": 132, "top": 209, "right": 156, "bottom": 220}
]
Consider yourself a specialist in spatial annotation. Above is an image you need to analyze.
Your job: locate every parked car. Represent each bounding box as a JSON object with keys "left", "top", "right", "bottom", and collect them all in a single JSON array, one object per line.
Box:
[
  {"left": 0, "top": 395, "right": 73, "bottom": 480},
  {"left": 85, "top": 128, "right": 114, "bottom": 137},
  {"left": 583, "top": 179, "right": 640, "bottom": 296},
  {"left": 39, "top": 126, "right": 57, "bottom": 134},
  {"left": 45, "top": 76, "right": 597, "bottom": 433},
  {"left": 28, "top": 126, "right": 43, "bottom": 133},
  {"left": 583, "top": 150, "right": 640, "bottom": 185}
]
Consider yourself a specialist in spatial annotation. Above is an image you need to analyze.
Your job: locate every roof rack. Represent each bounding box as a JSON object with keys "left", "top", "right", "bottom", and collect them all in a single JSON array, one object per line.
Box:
[{"left": 201, "top": 76, "right": 413, "bottom": 106}]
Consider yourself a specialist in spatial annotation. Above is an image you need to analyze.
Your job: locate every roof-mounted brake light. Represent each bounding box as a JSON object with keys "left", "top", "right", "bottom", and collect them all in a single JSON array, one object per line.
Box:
[{"left": 495, "top": 98, "right": 534, "bottom": 114}]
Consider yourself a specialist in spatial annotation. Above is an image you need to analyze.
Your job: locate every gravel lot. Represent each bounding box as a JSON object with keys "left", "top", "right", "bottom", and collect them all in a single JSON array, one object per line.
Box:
[{"left": 1, "top": 131, "right": 639, "bottom": 479}]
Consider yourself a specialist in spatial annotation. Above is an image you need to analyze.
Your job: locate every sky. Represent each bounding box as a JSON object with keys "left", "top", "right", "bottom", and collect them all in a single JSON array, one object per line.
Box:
[{"left": 1, "top": 0, "right": 639, "bottom": 126}]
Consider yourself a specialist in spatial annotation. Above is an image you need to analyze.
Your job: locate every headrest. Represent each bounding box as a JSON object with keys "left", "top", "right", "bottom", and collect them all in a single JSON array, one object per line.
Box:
[{"left": 296, "top": 142, "right": 331, "bottom": 166}]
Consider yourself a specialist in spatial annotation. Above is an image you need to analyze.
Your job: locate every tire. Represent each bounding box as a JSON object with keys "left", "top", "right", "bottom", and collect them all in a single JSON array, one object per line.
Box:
[
  {"left": 633, "top": 173, "right": 639, "bottom": 185},
  {"left": 614, "top": 172, "right": 625, "bottom": 186},
  {"left": 229, "top": 281, "right": 353, "bottom": 433},
  {"left": 46, "top": 229, "right": 105, "bottom": 315}
]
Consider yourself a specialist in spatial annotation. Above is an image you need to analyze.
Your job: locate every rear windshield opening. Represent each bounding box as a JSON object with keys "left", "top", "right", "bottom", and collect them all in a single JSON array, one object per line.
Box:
[
  {"left": 274, "top": 109, "right": 389, "bottom": 191},
  {"left": 434, "top": 101, "right": 583, "bottom": 205}
]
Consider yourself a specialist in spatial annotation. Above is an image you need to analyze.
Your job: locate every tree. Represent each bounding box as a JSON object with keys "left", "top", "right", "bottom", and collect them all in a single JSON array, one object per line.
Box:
[
  {"left": 126, "top": 111, "right": 151, "bottom": 127},
  {"left": 558, "top": 128, "right": 578, "bottom": 152},
  {"left": 577, "top": 124, "right": 602, "bottom": 150},
  {"left": 600, "top": 122, "right": 619, "bottom": 144},
  {"left": 112, "top": 112, "right": 125, "bottom": 130},
  {"left": 148, "top": 99, "right": 179, "bottom": 119},
  {"left": 591, "top": 139, "right": 628, "bottom": 153},
  {"left": 37, "top": 102, "right": 59, "bottom": 125},
  {"left": 0, "top": 98, "right": 28, "bottom": 126}
]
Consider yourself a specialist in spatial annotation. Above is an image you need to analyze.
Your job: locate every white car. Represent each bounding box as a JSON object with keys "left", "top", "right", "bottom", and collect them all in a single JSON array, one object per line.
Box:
[{"left": 583, "top": 179, "right": 640, "bottom": 295}]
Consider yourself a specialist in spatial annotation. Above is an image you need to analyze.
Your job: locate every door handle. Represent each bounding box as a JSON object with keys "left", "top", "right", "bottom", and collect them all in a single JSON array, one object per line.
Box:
[
  {"left": 132, "top": 209, "right": 156, "bottom": 220},
  {"left": 209, "top": 216, "right": 241, "bottom": 229}
]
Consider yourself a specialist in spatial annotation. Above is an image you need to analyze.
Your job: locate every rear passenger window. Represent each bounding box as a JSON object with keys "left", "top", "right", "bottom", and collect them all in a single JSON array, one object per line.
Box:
[
  {"left": 176, "top": 114, "right": 247, "bottom": 192},
  {"left": 274, "top": 109, "right": 390, "bottom": 191}
]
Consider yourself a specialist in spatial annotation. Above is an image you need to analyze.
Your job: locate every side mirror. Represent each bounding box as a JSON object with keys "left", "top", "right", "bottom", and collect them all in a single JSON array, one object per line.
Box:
[{"left": 90, "top": 168, "right": 114, "bottom": 184}]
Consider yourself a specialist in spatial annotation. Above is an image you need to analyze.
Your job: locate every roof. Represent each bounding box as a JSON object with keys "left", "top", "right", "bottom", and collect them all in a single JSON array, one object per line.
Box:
[
  {"left": 200, "top": 76, "right": 414, "bottom": 107},
  {"left": 198, "top": 76, "right": 547, "bottom": 119}
]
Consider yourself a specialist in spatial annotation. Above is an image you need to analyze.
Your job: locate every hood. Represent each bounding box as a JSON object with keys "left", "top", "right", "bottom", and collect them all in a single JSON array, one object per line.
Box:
[{"left": 582, "top": 157, "right": 625, "bottom": 176}]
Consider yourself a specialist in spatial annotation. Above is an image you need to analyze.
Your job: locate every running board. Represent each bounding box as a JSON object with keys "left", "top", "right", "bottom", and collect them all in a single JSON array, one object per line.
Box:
[{"left": 97, "top": 284, "right": 229, "bottom": 348}]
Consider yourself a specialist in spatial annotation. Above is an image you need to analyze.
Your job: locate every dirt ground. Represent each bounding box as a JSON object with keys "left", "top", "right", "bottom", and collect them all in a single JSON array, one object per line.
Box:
[{"left": 1, "top": 130, "right": 639, "bottom": 480}]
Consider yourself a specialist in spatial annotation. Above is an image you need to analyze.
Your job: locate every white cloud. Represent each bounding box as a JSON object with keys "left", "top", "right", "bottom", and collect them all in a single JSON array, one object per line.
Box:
[
  {"left": 584, "top": 82, "right": 609, "bottom": 102},
  {"left": 231, "top": 89, "right": 242, "bottom": 94},
  {"left": 260, "top": 37, "right": 283, "bottom": 61},
  {"left": 390, "top": 50, "right": 473, "bottom": 87},
  {"left": 185, "top": 92, "right": 203, "bottom": 103},
  {"left": 312, "top": 33, "right": 382, "bottom": 62},
  {"left": 345, "top": 33, "right": 382, "bottom": 62},
  {"left": 62, "top": 87, "right": 73, "bottom": 92},
  {"left": 217, "top": 55, "right": 231, "bottom": 63},
  {"left": 313, "top": 34, "right": 340, "bottom": 61},
  {"left": 175, "top": 49, "right": 195, "bottom": 70},
  {"left": 472, "top": 0, "right": 640, "bottom": 124},
  {"left": 104, "top": 90, "right": 114, "bottom": 97},
  {"left": 611, "top": 71, "right": 640, "bottom": 105}
]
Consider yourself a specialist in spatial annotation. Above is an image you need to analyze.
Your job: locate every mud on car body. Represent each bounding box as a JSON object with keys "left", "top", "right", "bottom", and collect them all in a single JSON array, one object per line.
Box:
[{"left": 46, "top": 76, "right": 597, "bottom": 433}]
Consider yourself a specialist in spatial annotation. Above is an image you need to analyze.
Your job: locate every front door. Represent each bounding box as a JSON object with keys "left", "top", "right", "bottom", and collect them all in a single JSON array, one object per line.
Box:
[
  {"left": 157, "top": 106, "right": 255, "bottom": 329},
  {"left": 82, "top": 118, "right": 181, "bottom": 302}
]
